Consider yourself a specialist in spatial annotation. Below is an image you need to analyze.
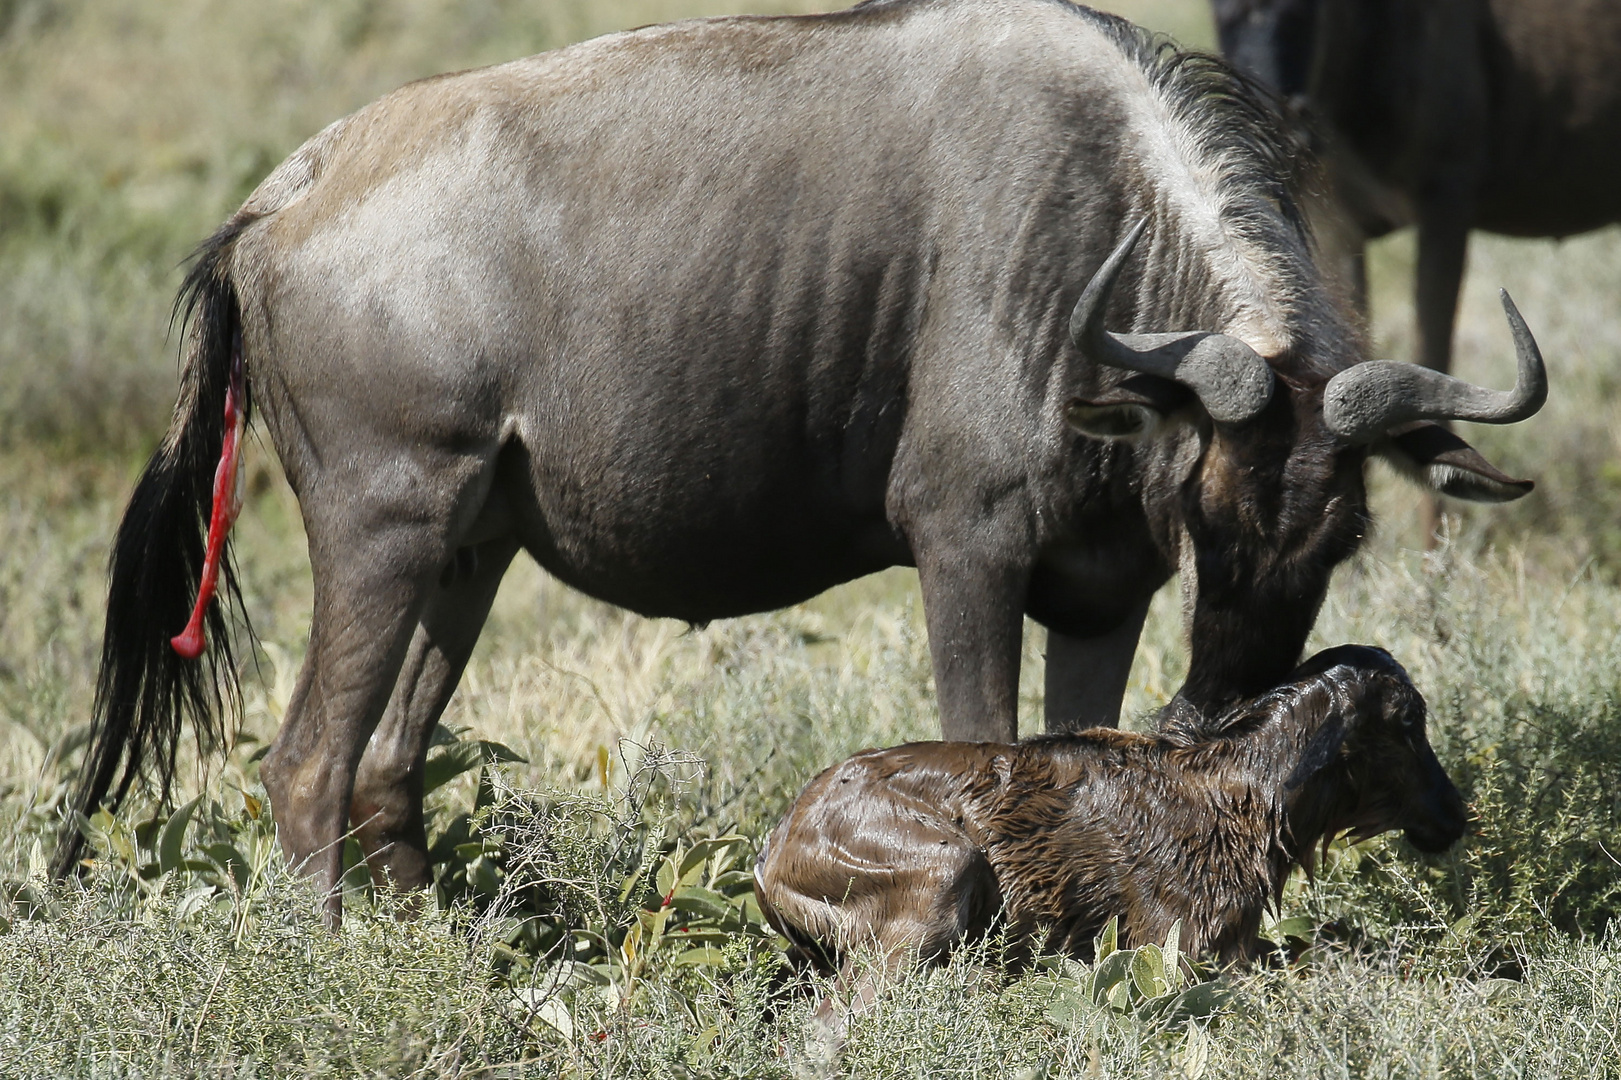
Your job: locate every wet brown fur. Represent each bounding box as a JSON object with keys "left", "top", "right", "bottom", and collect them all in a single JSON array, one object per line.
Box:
[{"left": 755, "top": 644, "right": 1464, "bottom": 972}]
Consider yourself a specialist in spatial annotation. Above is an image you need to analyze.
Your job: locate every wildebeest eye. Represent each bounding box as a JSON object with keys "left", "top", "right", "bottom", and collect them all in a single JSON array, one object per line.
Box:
[{"left": 1066, "top": 402, "right": 1160, "bottom": 440}]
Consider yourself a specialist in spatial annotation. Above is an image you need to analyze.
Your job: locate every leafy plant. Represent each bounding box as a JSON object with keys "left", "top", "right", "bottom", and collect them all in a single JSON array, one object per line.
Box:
[
  {"left": 1036, "top": 918, "right": 1231, "bottom": 1077},
  {"left": 69, "top": 787, "right": 278, "bottom": 937},
  {"left": 1040, "top": 917, "right": 1231, "bottom": 1031},
  {"left": 509, "top": 833, "right": 780, "bottom": 1049}
]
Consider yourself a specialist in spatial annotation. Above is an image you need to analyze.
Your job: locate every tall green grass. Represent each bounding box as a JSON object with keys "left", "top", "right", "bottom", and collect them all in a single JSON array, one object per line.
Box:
[{"left": 5, "top": 0, "right": 1621, "bottom": 1076}]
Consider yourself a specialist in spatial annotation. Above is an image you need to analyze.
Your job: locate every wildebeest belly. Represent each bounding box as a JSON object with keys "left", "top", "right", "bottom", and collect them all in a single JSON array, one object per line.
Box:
[
  {"left": 507, "top": 432, "right": 914, "bottom": 620},
  {"left": 495, "top": 207, "right": 927, "bottom": 619}
]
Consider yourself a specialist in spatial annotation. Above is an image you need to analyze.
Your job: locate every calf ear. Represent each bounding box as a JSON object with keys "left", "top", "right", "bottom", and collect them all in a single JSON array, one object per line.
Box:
[
  {"left": 1285, "top": 714, "right": 1346, "bottom": 791},
  {"left": 1375, "top": 422, "right": 1534, "bottom": 503},
  {"left": 1066, "top": 375, "right": 1194, "bottom": 442}
]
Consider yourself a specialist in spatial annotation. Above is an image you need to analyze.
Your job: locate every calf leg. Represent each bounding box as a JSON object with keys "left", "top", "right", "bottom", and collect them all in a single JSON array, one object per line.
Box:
[
  {"left": 350, "top": 536, "right": 519, "bottom": 895},
  {"left": 1042, "top": 595, "right": 1151, "bottom": 732}
]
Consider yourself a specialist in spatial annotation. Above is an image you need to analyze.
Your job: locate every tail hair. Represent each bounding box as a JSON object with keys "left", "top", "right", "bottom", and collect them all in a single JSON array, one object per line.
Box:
[{"left": 52, "top": 215, "right": 261, "bottom": 878}]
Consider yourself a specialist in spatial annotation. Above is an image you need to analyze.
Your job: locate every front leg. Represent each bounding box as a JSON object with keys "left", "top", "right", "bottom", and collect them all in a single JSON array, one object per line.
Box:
[
  {"left": 915, "top": 544, "right": 1029, "bottom": 743},
  {"left": 1414, "top": 193, "right": 1474, "bottom": 545},
  {"left": 1043, "top": 594, "right": 1151, "bottom": 732}
]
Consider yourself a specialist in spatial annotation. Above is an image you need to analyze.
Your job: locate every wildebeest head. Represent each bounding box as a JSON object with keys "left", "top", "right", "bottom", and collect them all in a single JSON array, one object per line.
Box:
[
  {"left": 1280, "top": 644, "right": 1467, "bottom": 856},
  {"left": 1066, "top": 221, "right": 1544, "bottom": 719}
]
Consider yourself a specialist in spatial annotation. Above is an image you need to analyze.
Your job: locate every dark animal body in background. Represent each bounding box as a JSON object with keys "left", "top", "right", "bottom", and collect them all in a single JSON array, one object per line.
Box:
[
  {"left": 58, "top": 0, "right": 1542, "bottom": 922},
  {"left": 755, "top": 645, "right": 1465, "bottom": 971},
  {"left": 1212, "top": 0, "right": 1621, "bottom": 381}
]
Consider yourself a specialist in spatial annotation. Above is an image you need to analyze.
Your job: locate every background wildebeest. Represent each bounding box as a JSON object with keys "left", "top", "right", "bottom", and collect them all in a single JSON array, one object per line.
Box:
[
  {"left": 56, "top": 0, "right": 1544, "bottom": 920},
  {"left": 1211, "top": 0, "right": 1621, "bottom": 384},
  {"left": 755, "top": 644, "right": 1464, "bottom": 972}
]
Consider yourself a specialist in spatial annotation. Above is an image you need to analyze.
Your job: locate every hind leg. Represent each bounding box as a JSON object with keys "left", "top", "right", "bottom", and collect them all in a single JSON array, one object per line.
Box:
[
  {"left": 260, "top": 459, "right": 491, "bottom": 924},
  {"left": 349, "top": 536, "right": 518, "bottom": 895}
]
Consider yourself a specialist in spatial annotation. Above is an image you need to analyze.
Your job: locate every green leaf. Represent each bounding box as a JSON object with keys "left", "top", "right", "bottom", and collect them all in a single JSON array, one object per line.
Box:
[
  {"left": 1043, "top": 979, "right": 1091, "bottom": 1031},
  {"left": 734, "top": 891, "right": 766, "bottom": 928},
  {"left": 159, "top": 796, "right": 204, "bottom": 875},
  {"left": 1035, "top": 955, "right": 1089, "bottom": 982},
  {"left": 204, "top": 841, "right": 251, "bottom": 889},
  {"left": 1179, "top": 1023, "right": 1210, "bottom": 1079},
  {"left": 1270, "top": 916, "right": 1314, "bottom": 942},
  {"left": 1106, "top": 979, "right": 1133, "bottom": 1012},
  {"left": 656, "top": 853, "right": 679, "bottom": 900},
  {"left": 508, "top": 990, "right": 574, "bottom": 1043},
  {"left": 1088, "top": 948, "right": 1134, "bottom": 1005},
  {"left": 1162, "top": 920, "right": 1183, "bottom": 991},
  {"left": 571, "top": 963, "right": 613, "bottom": 987},
  {"left": 474, "top": 764, "right": 497, "bottom": 810},
  {"left": 1094, "top": 915, "right": 1119, "bottom": 961},
  {"left": 1132, "top": 943, "right": 1170, "bottom": 999},
  {"left": 468, "top": 855, "right": 501, "bottom": 896},
  {"left": 670, "top": 887, "right": 734, "bottom": 923},
  {"left": 423, "top": 740, "right": 485, "bottom": 795},
  {"left": 671, "top": 946, "right": 727, "bottom": 966},
  {"left": 662, "top": 928, "right": 731, "bottom": 947},
  {"left": 618, "top": 866, "right": 647, "bottom": 904},
  {"left": 133, "top": 815, "right": 164, "bottom": 854},
  {"left": 478, "top": 739, "right": 527, "bottom": 765},
  {"left": 687, "top": 1023, "right": 721, "bottom": 1065},
  {"left": 710, "top": 869, "right": 756, "bottom": 894},
  {"left": 678, "top": 836, "right": 745, "bottom": 884},
  {"left": 174, "top": 885, "right": 218, "bottom": 922},
  {"left": 1477, "top": 978, "right": 1525, "bottom": 1003},
  {"left": 533, "top": 959, "right": 610, "bottom": 995},
  {"left": 1161, "top": 981, "right": 1232, "bottom": 1027},
  {"left": 641, "top": 904, "right": 672, "bottom": 945}
]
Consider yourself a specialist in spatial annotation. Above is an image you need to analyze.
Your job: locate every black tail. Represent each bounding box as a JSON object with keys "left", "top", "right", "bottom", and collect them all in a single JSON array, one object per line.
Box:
[{"left": 52, "top": 216, "right": 261, "bottom": 878}]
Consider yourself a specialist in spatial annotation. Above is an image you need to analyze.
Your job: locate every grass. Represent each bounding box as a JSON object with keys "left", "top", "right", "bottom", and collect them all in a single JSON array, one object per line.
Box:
[{"left": 4, "top": 0, "right": 1621, "bottom": 1076}]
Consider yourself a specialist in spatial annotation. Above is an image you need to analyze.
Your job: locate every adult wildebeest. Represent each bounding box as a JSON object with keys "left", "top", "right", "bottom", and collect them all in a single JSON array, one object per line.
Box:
[
  {"left": 755, "top": 644, "right": 1464, "bottom": 971},
  {"left": 1212, "top": 0, "right": 1621, "bottom": 379},
  {"left": 57, "top": 0, "right": 1545, "bottom": 921}
]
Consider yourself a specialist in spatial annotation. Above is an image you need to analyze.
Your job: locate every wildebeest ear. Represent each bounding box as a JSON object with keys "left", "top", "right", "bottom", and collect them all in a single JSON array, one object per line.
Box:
[
  {"left": 1375, "top": 422, "right": 1534, "bottom": 504},
  {"left": 1065, "top": 375, "right": 1194, "bottom": 442},
  {"left": 1284, "top": 713, "right": 1346, "bottom": 791}
]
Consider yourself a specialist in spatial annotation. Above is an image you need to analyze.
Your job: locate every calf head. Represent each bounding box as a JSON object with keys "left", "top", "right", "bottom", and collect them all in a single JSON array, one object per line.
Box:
[
  {"left": 1066, "top": 220, "right": 1545, "bottom": 719},
  {"left": 1282, "top": 644, "right": 1466, "bottom": 855}
]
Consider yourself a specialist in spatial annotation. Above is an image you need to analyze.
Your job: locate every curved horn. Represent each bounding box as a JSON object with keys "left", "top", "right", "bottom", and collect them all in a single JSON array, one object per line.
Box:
[
  {"left": 1322, "top": 290, "right": 1548, "bottom": 442},
  {"left": 1069, "top": 217, "right": 1276, "bottom": 425}
]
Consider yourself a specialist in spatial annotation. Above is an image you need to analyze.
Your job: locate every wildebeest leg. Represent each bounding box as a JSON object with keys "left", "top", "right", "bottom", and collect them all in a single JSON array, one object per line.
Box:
[
  {"left": 260, "top": 463, "right": 490, "bottom": 924},
  {"left": 1415, "top": 198, "right": 1473, "bottom": 545},
  {"left": 915, "top": 550, "right": 1027, "bottom": 742},
  {"left": 1416, "top": 202, "right": 1471, "bottom": 379},
  {"left": 1347, "top": 240, "right": 1369, "bottom": 316},
  {"left": 349, "top": 536, "right": 519, "bottom": 898},
  {"left": 1042, "top": 595, "right": 1151, "bottom": 732}
]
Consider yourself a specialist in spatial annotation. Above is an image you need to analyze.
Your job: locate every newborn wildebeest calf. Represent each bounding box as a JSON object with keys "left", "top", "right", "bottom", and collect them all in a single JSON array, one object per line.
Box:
[{"left": 755, "top": 645, "right": 1464, "bottom": 972}]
